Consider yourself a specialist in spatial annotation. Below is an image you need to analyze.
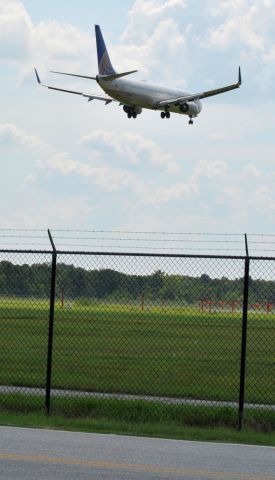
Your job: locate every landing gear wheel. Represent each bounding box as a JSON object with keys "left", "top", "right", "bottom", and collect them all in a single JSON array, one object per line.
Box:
[
  {"left": 189, "top": 119, "right": 193, "bottom": 125},
  {"left": 127, "top": 112, "right": 132, "bottom": 118},
  {"left": 166, "top": 112, "right": 170, "bottom": 119},
  {"left": 161, "top": 112, "right": 166, "bottom": 119},
  {"left": 133, "top": 112, "right": 137, "bottom": 119}
]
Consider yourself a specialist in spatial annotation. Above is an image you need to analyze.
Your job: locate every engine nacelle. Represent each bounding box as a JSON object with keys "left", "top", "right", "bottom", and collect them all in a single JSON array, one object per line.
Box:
[
  {"left": 179, "top": 102, "right": 189, "bottom": 113},
  {"left": 179, "top": 102, "right": 200, "bottom": 116},
  {"left": 135, "top": 107, "right": 142, "bottom": 115}
]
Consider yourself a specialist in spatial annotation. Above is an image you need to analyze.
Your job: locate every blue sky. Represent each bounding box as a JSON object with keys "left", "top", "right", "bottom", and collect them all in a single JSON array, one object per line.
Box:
[{"left": 1, "top": 0, "right": 275, "bottom": 235}]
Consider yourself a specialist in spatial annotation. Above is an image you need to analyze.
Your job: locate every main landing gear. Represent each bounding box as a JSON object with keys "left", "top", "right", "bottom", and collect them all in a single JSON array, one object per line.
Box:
[
  {"left": 161, "top": 107, "right": 170, "bottom": 119},
  {"left": 189, "top": 117, "right": 193, "bottom": 125},
  {"left": 123, "top": 105, "right": 139, "bottom": 119},
  {"left": 127, "top": 111, "right": 137, "bottom": 119}
]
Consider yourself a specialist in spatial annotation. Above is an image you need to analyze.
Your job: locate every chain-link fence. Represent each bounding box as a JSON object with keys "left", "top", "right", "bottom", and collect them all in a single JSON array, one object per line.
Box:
[
  {"left": 0, "top": 235, "right": 275, "bottom": 430},
  {"left": 244, "top": 258, "right": 275, "bottom": 429},
  {"left": 0, "top": 250, "right": 52, "bottom": 411}
]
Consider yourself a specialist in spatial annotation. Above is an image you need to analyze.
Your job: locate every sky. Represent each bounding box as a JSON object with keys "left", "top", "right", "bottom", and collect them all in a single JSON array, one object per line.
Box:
[{"left": 1, "top": 0, "right": 275, "bottom": 238}]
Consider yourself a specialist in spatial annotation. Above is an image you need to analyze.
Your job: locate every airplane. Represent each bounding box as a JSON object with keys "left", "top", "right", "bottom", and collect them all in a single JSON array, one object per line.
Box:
[{"left": 35, "top": 25, "right": 242, "bottom": 125}]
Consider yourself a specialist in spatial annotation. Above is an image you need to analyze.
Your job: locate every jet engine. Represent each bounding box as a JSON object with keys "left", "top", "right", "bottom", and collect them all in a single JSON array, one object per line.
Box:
[{"left": 179, "top": 102, "right": 200, "bottom": 115}]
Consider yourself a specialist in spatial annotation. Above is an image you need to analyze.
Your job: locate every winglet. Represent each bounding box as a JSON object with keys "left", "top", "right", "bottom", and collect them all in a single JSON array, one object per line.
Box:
[
  {"left": 35, "top": 68, "right": 41, "bottom": 84},
  {"left": 238, "top": 66, "right": 242, "bottom": 86}
]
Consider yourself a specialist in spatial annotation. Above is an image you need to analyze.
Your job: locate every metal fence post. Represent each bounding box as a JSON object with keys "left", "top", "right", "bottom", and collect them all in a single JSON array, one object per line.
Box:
[
  {"left": 238, "top": 234, "right": 250, "bottom": 430},
  {"left": 45, "top": 229, "right": 57, "bottom": 415}
]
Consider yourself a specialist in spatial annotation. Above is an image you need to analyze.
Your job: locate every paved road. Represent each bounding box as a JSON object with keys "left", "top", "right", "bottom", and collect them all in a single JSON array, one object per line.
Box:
[{"left": 0, "top": 427, "right": 275, "bottom": 479}]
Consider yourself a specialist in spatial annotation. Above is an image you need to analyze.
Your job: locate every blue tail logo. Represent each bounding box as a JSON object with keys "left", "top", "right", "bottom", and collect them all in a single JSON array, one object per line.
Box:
[{"left": 95, "top": 25, "right": 116, "bottom": 76}]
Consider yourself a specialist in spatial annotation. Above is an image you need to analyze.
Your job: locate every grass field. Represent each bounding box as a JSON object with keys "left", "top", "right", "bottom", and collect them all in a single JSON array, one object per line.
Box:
[
  {"left": 1, "top": 409, "right": 275, "bottom": 445},
  {"left": 0, "top": 297, "right": 275, "bottom": 405},
  {"left": 1, "top": 393, "right": 275, "bottom": 435}
]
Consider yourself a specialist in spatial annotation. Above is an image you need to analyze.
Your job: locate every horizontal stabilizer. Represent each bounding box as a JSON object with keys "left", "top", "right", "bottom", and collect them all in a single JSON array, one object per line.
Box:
[
  {"left": 50, "top": 70, "right": 138, "bottom": 82},
  {"left": 100, "top": 70, "right": 138, "bottom": 81},
  {"left": 51, "top": 71, "right": 97, "bottom": 80}
]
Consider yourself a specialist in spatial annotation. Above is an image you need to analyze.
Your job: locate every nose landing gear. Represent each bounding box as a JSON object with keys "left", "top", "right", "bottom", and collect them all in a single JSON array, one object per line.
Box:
[{"left": 189, "top": 117, "right": 194, "bottom": 125}]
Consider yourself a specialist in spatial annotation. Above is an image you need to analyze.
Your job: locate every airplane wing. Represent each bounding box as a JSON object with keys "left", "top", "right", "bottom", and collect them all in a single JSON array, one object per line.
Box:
[
  {"left": 34, "top": 69, "right": 117, "bottom": 105},
  {"left": 157, "top": 67, "right": 242, "bottom": 108}
]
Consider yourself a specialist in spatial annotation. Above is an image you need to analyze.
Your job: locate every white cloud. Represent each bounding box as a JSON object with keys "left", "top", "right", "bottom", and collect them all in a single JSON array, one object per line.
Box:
[
  {"left": 113, "top": 0, "right": 188, "bottom": 80},
  {"left": 0, "top": 0, "right": 188, "bottom": 82},
  {"left": 144, "top": 179, "right": 197, "bottom": 204},
  {"left": 2, "top": 117, "right": 275, "bottom": 233},
  {"left": 224, "top": 184, "right": 275, "bottom": 221},
  {"left": 144, "top": 158, "right": 227, "bottom": 204},
  {"left": 38, "top": 146, "right": 241, "bottom": 209},
  {"left": 264, "top": 45, "right": 275, "bottom": 63},
  {"left": 193, "top": 159, "right": 227, "bottom": 179},
  {"left": 41, "top": 151, "right": 143, "bottom": 193},
  {"left": 0, "top": 123, "right": 43, "bottom": 150},
  {"left": 35, "top": 128, "right": 191, "bottom": 202},
  {"left": 0, "top": 0, "right": 92, "bottom": 76},
  {"left": 25, "top": 174, "right": 37, "bottom": 184},
  {"left": 0, "top": 195, "right": 92, "bottom": 229},
  {"left": 200, "top": 103, "right": 275, "bottom": 141},
  {"left": 0, "top": 0, "right": 31, "bottom": 60},
  {"left": 121, "top": 0, "right": 187, "bottom": 43},
  {"left": 113, "top": 19, "right": 186, "bottom": 78},
  {"left": 243, "top": 164, "right": 262, "bottom": 179},
  {"left": 7, "top": 119, "right": 274, "bottom": 220},
  {"left": 202, "top": 0, "right": 275, "bottom": 64},
  {"left": 80, "top": 129, "right": 181, "bottom": 173},
  {"left": 0, "top": 0, "right": 192, "bottom": 100}
]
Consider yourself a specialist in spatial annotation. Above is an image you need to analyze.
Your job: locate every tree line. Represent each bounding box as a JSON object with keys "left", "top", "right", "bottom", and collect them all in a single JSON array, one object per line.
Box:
[{"left": 0, "top": 261, "right": 274, "bottom": 303}]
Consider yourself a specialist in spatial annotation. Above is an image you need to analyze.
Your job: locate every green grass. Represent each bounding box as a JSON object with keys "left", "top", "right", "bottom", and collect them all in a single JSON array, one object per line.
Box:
[
  {"left": 0, "top": 297, "right": 275, "bottom": 405},
  {"left": 2, "top": 412, "right": 275, "bottom": 447},
  {"left": 0, "top": 399, "right": 275, "bottom": 446}
]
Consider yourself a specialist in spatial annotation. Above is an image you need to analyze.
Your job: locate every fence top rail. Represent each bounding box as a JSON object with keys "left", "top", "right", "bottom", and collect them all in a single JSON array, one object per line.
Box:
[
  {"left": 0, "top": 248, "right": 246, "bottom": 260},
  {"left": 250, "top": 256, "right": 275, "bottom": 261},
  {"left": 0, "top": 249, "right": 53, "bottom": 255},
  {"left": 55, "top": 250, "right": 249, "bottom": 260},
  {"left": 1, "top": 248, "right": 275, "bottom": 261}
]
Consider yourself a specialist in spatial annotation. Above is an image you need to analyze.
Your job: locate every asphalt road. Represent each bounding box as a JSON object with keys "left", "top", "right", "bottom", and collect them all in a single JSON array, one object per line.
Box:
[{"left": 0, "top": 427, "right": 275, "bottom": 480}]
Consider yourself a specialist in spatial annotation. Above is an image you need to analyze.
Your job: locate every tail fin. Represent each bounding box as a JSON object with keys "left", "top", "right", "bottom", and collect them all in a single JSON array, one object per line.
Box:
[{"left": 95, "top": 25, "right": 116, "bottom": 76}]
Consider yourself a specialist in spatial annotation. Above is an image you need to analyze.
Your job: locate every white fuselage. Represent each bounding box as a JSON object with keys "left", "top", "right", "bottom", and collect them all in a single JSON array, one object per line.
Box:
[{"left": 98, "top": 77, "right": 202, "bottom": 116}]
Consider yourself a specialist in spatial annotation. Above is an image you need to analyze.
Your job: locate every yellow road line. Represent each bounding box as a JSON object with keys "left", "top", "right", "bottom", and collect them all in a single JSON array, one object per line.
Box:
[{"left": 0, "top": 453, "right": 275, "bottom": 480}]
